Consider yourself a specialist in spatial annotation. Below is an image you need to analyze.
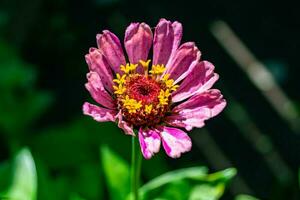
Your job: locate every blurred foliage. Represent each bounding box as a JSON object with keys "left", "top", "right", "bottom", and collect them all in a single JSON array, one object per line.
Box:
[
  {"left": 139, "top": 167, "right": 236, "bottom": 200},
  {"left": 101, "top": 146, "right": 130, "bottom": 200},
  {"left": 235, "top": 195, "right": 259, "bottom": 200},
  {"left": 0, "top": 148, "right": 37, "bottom": 200},
  {"left": 0, "top": 41, "right": 52, "bottom": 136},
  {"left": 0, "top": 147, "right": 236, "bottom": 200}
]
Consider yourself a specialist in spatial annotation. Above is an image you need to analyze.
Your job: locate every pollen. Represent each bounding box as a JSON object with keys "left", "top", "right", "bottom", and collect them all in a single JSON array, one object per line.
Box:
[{"left": 113, "top": 60, "right": 178, "bottom": 127}]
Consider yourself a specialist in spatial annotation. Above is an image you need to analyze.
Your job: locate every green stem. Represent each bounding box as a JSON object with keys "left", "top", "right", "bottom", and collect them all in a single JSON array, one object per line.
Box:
[{"left": 131, "top": 136, "right": 142, "bottom": 200}]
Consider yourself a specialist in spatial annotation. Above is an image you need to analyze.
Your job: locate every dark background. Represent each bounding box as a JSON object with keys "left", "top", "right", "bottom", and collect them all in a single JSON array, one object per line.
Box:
[{"left": 0, "top": 0, "right": 299, "bottom": 199}]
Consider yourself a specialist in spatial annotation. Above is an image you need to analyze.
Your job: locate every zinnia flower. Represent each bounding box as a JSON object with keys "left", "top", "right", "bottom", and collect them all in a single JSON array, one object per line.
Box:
[{"left": 83, "top": 19, "right": 226, "bottom": 159}]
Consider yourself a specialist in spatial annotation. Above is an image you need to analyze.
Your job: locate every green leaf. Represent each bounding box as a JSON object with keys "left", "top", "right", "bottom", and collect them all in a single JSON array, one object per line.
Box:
[
  {"left": 206, "top": 168, "right": 237, "bottom": 184},
  {"left": 139, "top": 167, "right": 236, "bottom": 200},
  {"left": 141, "top": 167, "right": 208, "bottom": 193},
  {"left": 159, "top": 180, "right": 190, "bottom": 200},
  {"left": 0, "top": 148, "right": 37, "bottom": 200},
  {"left": 235, "top": 194, "right": 260, "bottom": 200},
  {"left": 189, "top": 184, "right": 225, "bottom": 200},
  {"left": 100, "top": 146, "right": 130, "bottom": 200}
]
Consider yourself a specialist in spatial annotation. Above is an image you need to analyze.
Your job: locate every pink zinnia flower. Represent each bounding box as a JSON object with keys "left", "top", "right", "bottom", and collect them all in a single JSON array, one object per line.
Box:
[{"left": 83, "top": 19, "right": 226, "bottom": 159}]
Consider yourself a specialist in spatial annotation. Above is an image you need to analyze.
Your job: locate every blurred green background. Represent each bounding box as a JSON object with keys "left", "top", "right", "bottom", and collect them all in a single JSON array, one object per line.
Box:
[{"left": 0, "top": 0, "right": 299, "bottom": 199}]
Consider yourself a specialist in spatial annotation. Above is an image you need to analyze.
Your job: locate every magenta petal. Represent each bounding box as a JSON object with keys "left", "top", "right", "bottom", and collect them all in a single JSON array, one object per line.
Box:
[
  {"left": 116, "top": 111, "right": 135, "bottom": 135},
  {"left": 125, "top": 22, "right": 153, "bottom": 72},
  {"left": 167, "top": 89, "right": 226, "bottom": 131},
  {"left": 138, "top": 128, "right": 161, "bottom": 159},
  {"left": 85, "top": 48, "right": 114, "bottom": 93},
  {"left": 159, "top": 126, "right": 192, "bottom": 158},
  {"left": 97, "top": 31, "right": 126, "bottom": 74},
  {"left": 165, "top": 111, "right": 209, "bottom": 131},
  {"left": 153, "top": 19, "right": 183, "bottom": 66},
  {"left": 83, "top": 102, "right": 117, "bottom": 122},
  {"left": 172, "top": 61, "right": 219, "bottom": 102},
  {"left": 85, "top": 72, "right": 116, "bottom": 109},
  {"left": 165, "top": 42, "right": 201, "bottom": 83}
]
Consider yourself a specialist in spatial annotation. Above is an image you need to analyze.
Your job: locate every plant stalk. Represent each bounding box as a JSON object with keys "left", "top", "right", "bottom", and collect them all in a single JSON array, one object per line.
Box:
[{"left": 131, "top": 136, "right": 142, "bottom": 200}]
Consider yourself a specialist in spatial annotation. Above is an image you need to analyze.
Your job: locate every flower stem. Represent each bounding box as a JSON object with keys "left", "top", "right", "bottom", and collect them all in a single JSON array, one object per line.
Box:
[{"left": 131, "top": 136, "right": 142, "bottom": 200}]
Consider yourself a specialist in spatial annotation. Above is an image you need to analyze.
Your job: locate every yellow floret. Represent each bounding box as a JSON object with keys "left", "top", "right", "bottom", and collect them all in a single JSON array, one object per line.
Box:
[
  {"left": 122, "top": 95, "right": 142, "bottom": 113},
  {"left": 121, "top": 63, "right": 138, "bottom": 74},
  {"left": 128, "top": 63, "right": 138, "bottom": 72},
  {"left": 139, "top": 60, "right": 151, "bottom": 72},
  {"left": 113, "top": 73, "right": 127, "bottom": 85},
  {"left": 149, "top": 64, "right": 166, "bottom": 75},
  {"left": 113, "top": 84, "right": 126, "bottom": 95},
  {"left": 120, "top": 64, "right": 130, "bottom": 74},
  {"left": 144, "top": 104, "right": 153, "bottom": 114},
  {"left": 158, "top": 89, "right": 170, "bottom": 106},
  {"left": 162, "top": 74, "right": 179, "bottom": 91},
  {"left": 162, "top": 74, "right": 170, "bottom": 81},
  {"left": 165, "top": 79, "right": 174, "bottom": 88},
  {"left": 170, "top": 85, "right": 179, "bottom": 91}
]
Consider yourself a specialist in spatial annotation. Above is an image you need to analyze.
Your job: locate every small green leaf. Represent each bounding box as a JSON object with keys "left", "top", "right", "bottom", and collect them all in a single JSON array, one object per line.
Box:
[
  {"left": 206, "top": 168, "right": 237, "bottom": 184},
  {"left": 235, "top": 194, "right": 260, "bottom": 200},
  {"left": 1, "top": 148, "right": 37, "bottom": 200},
  {"left": 189, "top": 184, "right": 225, "bottom": 200},
  {"left": 140, "top": 167, "right": 208, "bottom": 197},
  {"left": 100, "top": 146, "right": 130, "bottom": 200}
]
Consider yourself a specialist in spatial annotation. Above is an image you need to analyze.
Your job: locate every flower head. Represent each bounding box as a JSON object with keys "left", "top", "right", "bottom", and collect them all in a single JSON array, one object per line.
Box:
[{"left": 83, "top": 19, "right": 226, "bottom": 159}]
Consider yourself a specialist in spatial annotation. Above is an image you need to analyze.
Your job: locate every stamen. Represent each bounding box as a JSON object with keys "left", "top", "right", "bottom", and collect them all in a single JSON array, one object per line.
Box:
[
  {"left": 113, "top": 84, "right": 126, "bottom": 95},
  {"left": 122, "top": 95, "right": 142, "bottom": 113},
  {"left": 162, "top": 74, "right": 179, "bottom": 91},
  {"left": 158, "top": 89, "right": 170, "bottom": 106},
  {"left": 144, "top": 104, "right": 153, "bottom": 114},
  {"left": 128, "top": 63, "right": 138, "bottom": 73},
  {"left": 139, "top": 60, "right": 151, "bottom": 75},
  {"left": 149, "top": 64, "right": 166, "bottom": 75},
  {"left": 113, "top": 74, "right": 127, "bottom": 84},
  {"left": 120, "top": 64, "right": 130, "bottom": 74}
]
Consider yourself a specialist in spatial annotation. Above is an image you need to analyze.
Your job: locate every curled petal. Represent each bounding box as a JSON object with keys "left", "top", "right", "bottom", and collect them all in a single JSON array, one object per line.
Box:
[
  {"left": 167, "top": 90, "right": 226, "bottom": 131},
  {"left": 83, "top": 102, "right": 117, "bottom": 122},
  {"left": 153, "top": 19, "right": 183, "bottom": 66},
  {"left": 85, "top": 48, "right": 114, "bottom": 93},
  {"left": 117, "top": 111, "right": 135, "bottom": 135},
  {"left": 138, "top": 128, "right": 161, "bottom": 159},
  {"left": 125, "top": 22, "right": 153, "bottom": 73},
  {"left": 85, "top": 72, "right": 116, "bottom": 109},
  {"left": 172, "top": 61, "right": 219, "bottom": 102},
  {"left": 97, "top": 31, "right": 126, "bottom": 74},
  {"left": 159, "top": 126, "right": 192, "bottom": 158},
  {"left": 165, "top": 42, "right": 201, "bottom": 83}
]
